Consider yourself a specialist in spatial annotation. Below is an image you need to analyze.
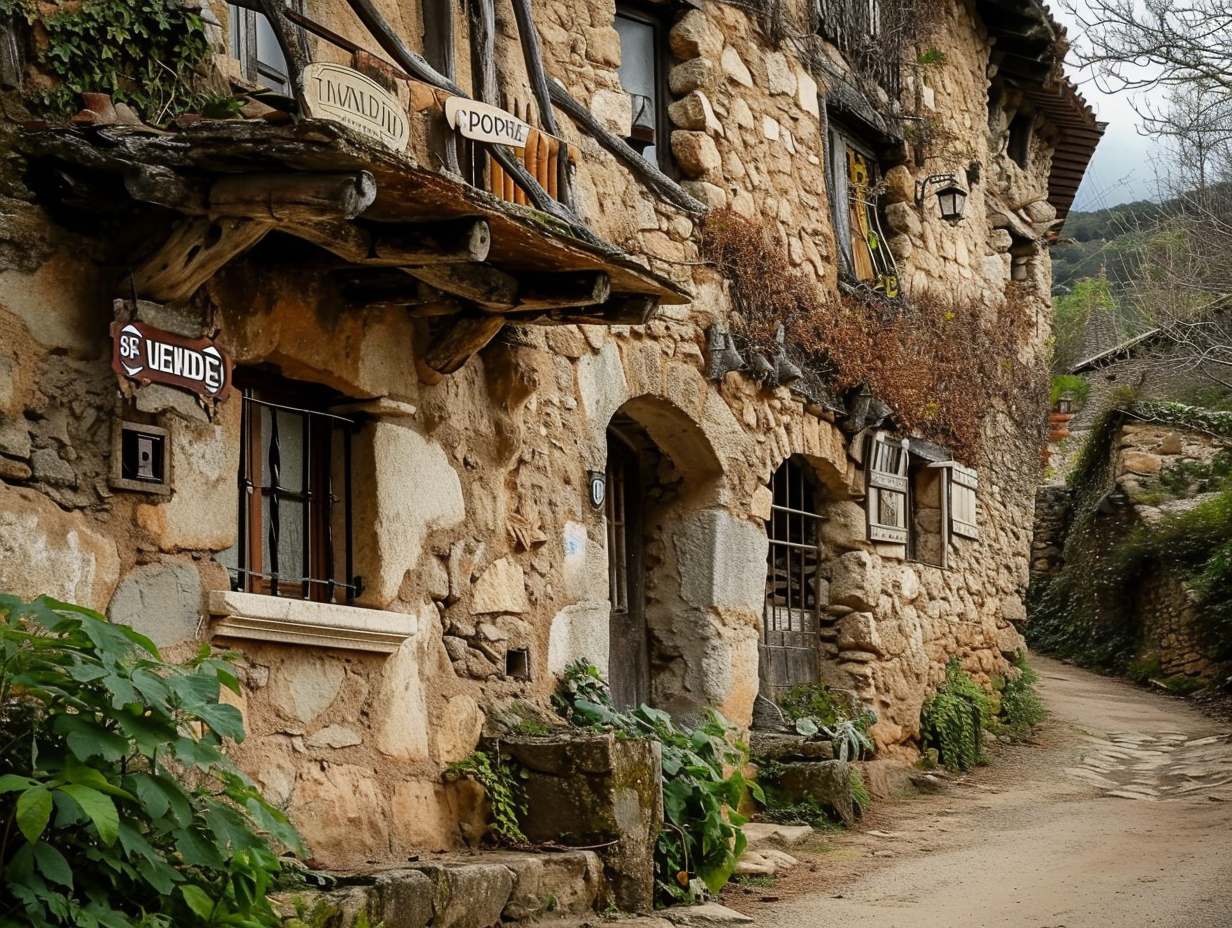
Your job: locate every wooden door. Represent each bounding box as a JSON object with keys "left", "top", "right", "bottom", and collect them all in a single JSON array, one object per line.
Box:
[{"left": 606, "top": 431, "right": 649, "bottom": 710}]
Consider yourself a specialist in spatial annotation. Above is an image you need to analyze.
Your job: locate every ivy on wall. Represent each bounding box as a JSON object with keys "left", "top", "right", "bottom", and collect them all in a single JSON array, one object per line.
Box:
[{"left": 0, "top": 0, "right": 211, "bottom": 122}]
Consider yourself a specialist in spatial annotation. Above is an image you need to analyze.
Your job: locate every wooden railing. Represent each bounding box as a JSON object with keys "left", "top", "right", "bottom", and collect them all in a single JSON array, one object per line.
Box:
[{"left": 816, "top": 0, "right": 902, "bottom": 100}]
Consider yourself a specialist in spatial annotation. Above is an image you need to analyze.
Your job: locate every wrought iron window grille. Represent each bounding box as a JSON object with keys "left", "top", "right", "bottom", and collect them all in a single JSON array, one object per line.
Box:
[{"left": 231, "top": 392, "right": 362, "bottom": 604}]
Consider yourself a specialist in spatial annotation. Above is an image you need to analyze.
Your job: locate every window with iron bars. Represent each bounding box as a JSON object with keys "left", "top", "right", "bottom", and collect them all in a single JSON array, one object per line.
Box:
[
  {"left": 764, "top": 458, "right": 824, "bottom": 650},
  {"left": 222, "top": 384, "right": 360, "bottom": 604}
]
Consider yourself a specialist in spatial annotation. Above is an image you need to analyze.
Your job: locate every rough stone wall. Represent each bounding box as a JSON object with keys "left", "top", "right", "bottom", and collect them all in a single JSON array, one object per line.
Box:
[
  {"left": 0, "top": 0, "right": 1066, "bottom": 866},
  {"left": 1137, "top": 569, "right": 1217, "bottom": 679}
]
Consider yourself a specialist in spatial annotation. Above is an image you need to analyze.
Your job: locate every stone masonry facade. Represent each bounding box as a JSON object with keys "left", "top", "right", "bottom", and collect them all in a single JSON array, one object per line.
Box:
[{"left": 0, "top": 0, "right": 1097, "bottom": 868}]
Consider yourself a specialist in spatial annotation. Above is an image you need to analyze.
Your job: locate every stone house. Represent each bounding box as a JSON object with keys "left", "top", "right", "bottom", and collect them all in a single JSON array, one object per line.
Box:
[{"left": 0, "top": 0, "right": 1100, "bottom": 869}]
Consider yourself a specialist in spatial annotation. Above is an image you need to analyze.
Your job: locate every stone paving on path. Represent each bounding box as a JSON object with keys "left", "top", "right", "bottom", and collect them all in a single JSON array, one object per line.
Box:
[{"left": 1064, "top": 728, "right": 1232, "bottom": 801}]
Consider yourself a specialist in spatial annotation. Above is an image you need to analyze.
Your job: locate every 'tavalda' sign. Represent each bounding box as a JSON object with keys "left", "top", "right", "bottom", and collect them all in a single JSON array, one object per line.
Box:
[
  {"left": 111, "top": 321, "right": 233, "bottom": 402},
  {"left": 302, "top": 62, "right": 410, "bottom": 152}
]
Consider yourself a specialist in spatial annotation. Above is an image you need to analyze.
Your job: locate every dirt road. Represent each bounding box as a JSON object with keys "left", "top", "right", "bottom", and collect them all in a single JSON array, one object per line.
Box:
[{"left": 729, "top": 656, "right": 1232, "bottom": 928}]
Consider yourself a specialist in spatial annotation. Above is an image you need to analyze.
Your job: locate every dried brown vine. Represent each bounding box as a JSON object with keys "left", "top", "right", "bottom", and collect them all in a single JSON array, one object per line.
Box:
[{"left": 701, "top": 207, "right": 1048, "bottom": 464}]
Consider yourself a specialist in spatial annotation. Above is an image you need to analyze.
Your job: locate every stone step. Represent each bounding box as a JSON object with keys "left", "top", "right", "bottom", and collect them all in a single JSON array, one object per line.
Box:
[{"left": 276, "top": 849, "right": 603, "bottom": 928}]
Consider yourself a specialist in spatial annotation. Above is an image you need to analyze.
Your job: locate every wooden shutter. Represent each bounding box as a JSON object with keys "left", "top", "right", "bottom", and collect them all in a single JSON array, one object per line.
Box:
[
  {"left": 949, "top": 463, "right": 978, "bottom": 539},
  {"left": 867, "top": 432, "right": 909, "bottom": 544}
]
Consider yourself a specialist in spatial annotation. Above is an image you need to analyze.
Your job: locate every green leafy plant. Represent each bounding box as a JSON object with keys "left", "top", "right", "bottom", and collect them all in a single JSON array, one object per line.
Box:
[
  {"left": 0, "top": 593, "right": 305, "bottom": 928},
  {"left": 993, "top": 655, "right": 1047, "bottom": 738},
  {"left": 754, "top": 796, "right": 838, "bottom": 831},
  {"left": 1050, "top": 374, "right": 1091, "bottom": 407},
  {"left": 0, "top": 0, "right": 212, "bottom": 123},
  {"left": 776, "top": 682, "right": 844, "bottom": 728},
  {"left": 554, "top": 660, "right": 759, "bottom": 906},
  {"left": 777, "top": 683, "right": 876, "bottom": 761},
  {"left": 444, "top": 751, "right": 528, "bottom": 845},
  {"left": 848, "top": 768, "right": 870, "bottom": 815},
  {"left": 919, "top": 659, "right": 992, "bottom": 771}
]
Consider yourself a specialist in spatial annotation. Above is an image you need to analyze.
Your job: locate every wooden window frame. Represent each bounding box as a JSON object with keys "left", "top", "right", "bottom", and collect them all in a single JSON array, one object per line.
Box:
[
  {"left": 867, "top": 431, "right": 909, "bottom": 544},
  {"left": 229, "top": 1, "right": 301, "bottom": 94},
  {"left": 615, "top": 3, "right": 674, "bottom": 176},
  {"left": 230, "top": 375, "right": 360, "bottom": 604},
  {"left": 826, "top": 120, "right": 900, "bottom": 298}
]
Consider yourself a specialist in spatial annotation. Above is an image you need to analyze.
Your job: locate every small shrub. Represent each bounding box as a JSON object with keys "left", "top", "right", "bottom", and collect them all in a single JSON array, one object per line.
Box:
[
  {"left": 0, "top": 594, "right": 304, "bottom": 928},
  {"left": 995, "top": 655, "right": 1047, "bottom": 737},
  {"left": 848, "top": 768, "right": 870, "bottom": 815},
  {"left": 919, "top": 659, "right": 992, "bottom": 771},
  {"left": 444, "top": 751, "right": 528, "bottom": 845},
  {"left": 1162, "top": 675, "right": 1209, "bottom": 696}
]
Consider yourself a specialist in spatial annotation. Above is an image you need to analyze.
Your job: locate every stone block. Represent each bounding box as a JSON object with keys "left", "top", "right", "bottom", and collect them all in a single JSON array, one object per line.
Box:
[
  {"left": 796, "top": 68, "right": 819, "bottom": 118},
  {"left": 819, "top": 500, "right": 870, "bottom": 552},
  {"left": 837, "top": 611, "right": 880, "bottom": 656},
  {"left": 502, "top": 850, "right": 603, "bottom": 920},
  {"left": 471, "top": 556, "right": 529, "bottom": 614},
  {"left": 30, "top": 448, "right": 75, "bottom": 487},
  {"left": 1121, "top": 451, "right": 1162, "bottom": 475},
  {"left": 590, "top": 88, "right": 632, "bottom": 137},
  {"left": 668, "top": 91, "right": 721, "bottom": 134},
  {"left": 670, "top": 131, "right": 721, "bottom": 179},
  {"left": 884, "top": 201, "right": 922, "bottom": 237},
  {"left": 504, "top": 734, "right": 662, "bottom": 912},
  {"left": 680, "top": 181, "right": 728, "bottom": 210},
  {"left": 882, "top": 165, "right": 914, "bottom": 205},
  {"left": 670, "top": 58, "right": 717, "bottom": 95},
  {"left": 721, "top": 46, "right": 753, "bottom": 87},
  {"left": 353, "top": 422, "right": 465, "bottom": 610},
  {"left": 292, "top": 763, "right": 390, "bottom": 868},
  {"left": 108, "top": 561, "right": 202, "bottom": 649},
  {"left": 547, "top": 601, "right": 610, "bottom": 677},
  {"left": 435, "top": 693, "right": 484, "bottom": 763},
  {"left": 306, "top": 725, "right": 363, "bottom": 749},
  {"left": 0, "top": 483, "right": 119, "bottom": 611},
  {"left": 774, "top": 760, "right": 855, "bottom": 825},
  {"left": 373, "top": 635, "right": 432, "bottom": 761},
  {"left": 669, "top": 10, "right": 723, "bottom": 61},
  {"left": 137, "top": 414, "right": 238, "bottom": 552},
  {"left": 411, "top": 863, "right": 514, "bottom": 928},
  {"left": 764, "top": 51, "right": 795, "bottom": 95},
  {"left": 369, "top": 869, "right": 436, "bottom": 928},
  {"left": 0, "top": 414, "right": 31, "bottom": 458},
  {"left": 741, "top": 822, "right": 814, "bottom": 849},
  {"left": 676, "top": 509, "right": 768, "bottom": 614},
  {"left": 1023, "top": 198, "right": 1057, "bottom": 225},
  {"left": 585, "top": 26, "right": 621, "bottom": 67},
  {"left": 748, "top": 732, "right": 835, "bottom": 762},
  {"left": 829, "top": 550, "right": 881, "bottom": 611},
  {"left": 267, "top": 651, "right": 346, "bottom": 724}
]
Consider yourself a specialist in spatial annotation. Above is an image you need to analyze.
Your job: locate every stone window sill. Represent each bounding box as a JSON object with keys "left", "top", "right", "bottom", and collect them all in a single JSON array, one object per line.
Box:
[{"left": 208, "top": 590, "right": 416, "bottom": 654}]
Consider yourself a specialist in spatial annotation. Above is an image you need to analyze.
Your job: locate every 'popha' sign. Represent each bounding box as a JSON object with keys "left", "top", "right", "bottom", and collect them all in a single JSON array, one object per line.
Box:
[{"left": 111, "top": 321, "right": 232, "bottom": 402}]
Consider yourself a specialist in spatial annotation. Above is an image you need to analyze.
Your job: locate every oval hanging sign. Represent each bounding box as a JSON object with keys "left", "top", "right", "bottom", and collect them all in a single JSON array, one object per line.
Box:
[
  {"left": 445, "top": 97, "right": 532, "bottom": 148},
  {"left": 111, "top": 321, "right": 233, "bottom": 402},
  {"left": 302, "top": 62, "right": 410, "bottom": 152}
]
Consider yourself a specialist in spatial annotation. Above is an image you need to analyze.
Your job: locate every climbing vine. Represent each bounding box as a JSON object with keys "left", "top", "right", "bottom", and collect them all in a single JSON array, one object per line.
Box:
[
  {"left": 701, "top": 207, "right": 1048, "bottom": 464},
  {"left": 0, "top": 0, "right": 212, "bottom": 122}
]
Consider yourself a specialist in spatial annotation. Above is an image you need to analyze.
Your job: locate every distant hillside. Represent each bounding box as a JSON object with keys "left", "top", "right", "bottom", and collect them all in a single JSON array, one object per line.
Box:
[{"left": 1052, "top": 199, "right": 1165, "bottom": 296}]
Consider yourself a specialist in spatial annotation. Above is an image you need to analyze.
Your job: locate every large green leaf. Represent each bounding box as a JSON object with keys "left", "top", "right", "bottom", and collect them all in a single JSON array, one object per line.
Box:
[
  {"left": 33, "top": 841, "right": 74, "bottom": 889},
  {"left": 16, "top": 786, "right": 54, "bottom": 843},
  {"left": 60, "top": 783, "right": 120, "bottom": 845},
  {"left": 55, "top": 714, "right": 131, "bottom": 763},
  {"left": 195, "top": 701, "right": 246, "bottom": 741},
  {"left": 179, "top": 884, "right": 216, "bottom": 921}
]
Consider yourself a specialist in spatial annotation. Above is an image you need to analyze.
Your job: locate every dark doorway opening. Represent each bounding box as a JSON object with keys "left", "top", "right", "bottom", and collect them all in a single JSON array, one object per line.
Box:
[{"left": 606, "top": 420, "right": 650, "bottom": 710}]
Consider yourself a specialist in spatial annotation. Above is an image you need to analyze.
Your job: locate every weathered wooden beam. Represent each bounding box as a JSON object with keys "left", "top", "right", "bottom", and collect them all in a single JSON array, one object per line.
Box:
[
  {"left": 403, "top": 263, "right": 519, "bottom": 309},
  {"left": 280, "top": 219, "right": 373, "bottom": 264},
  {"left": 421, "top": 0, "right": 460, "bottom": 173},
  {"left": 470, "top": 0, "right": 499, "bottom": 108},
  {"left": 371, "top": 219, "right": 491, "bottom": 265},
  {"left": 509, "top": 0, "right": 559, "bottom": 137},
  {"left": 549, "top": 294, "right": 659, "bottom": 326},
  {"left": 210, "top": 172, "right": 377, "bottom": 223},
  {"left": 418, "top": 313, "right": 507, "bottom": 383},
  {"left": 548, "top": 82, "right": 707, "bottom": 216},
  {"left": 511, "top": 271, "right": 610, "bottom": 311},
  {"left": 132, "top": 216, "right": 274, "bottom": 303},
  {"left": 0, "top": 13, "right": 24, "bottom": 90},
  {"left": 124, "top": 164, "right": 209, "bottom": 214}
]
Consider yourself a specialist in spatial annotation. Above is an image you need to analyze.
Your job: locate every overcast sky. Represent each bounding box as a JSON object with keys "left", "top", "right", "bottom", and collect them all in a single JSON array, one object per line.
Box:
[{"left": 1050, "top": 3, "right": 1166, "bottom": 211}]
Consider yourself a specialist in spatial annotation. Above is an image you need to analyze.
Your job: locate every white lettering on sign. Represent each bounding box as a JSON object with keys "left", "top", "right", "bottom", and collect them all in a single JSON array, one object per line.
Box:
[
  {"left": 111, "top": 322, "right": 231, "bottom": 401},
  {"left": 302, "top": 62, "right": 410, "bottom": 152},
  {"left": 444, "top": 97, "right": 532, "bottom": 147}
]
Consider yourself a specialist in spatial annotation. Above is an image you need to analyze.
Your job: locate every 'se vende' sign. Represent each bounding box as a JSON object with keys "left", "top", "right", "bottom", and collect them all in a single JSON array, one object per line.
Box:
[
  {"left": 303, "top": 62, "right": 410, "bottom": 152},
  {"left": 111, "top": 321, "right": 233, "bottom": 402},
  {"left": 444, "top": 97, "right": 532, "bottom": 147}
]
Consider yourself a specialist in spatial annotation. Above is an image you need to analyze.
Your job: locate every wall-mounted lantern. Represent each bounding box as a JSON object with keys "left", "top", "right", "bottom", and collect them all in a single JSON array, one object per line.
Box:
[
  {"left": 915, "top": 173, "right": 968, "bottom": 224},
  {"left": 587, "top": 470, "right": 607, "bottom": 510}
]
